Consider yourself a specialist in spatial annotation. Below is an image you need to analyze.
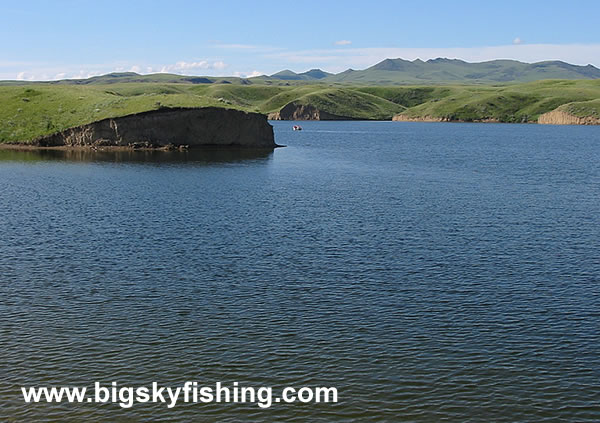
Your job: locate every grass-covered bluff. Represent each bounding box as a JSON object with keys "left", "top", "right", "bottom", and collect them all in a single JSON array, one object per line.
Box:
[{"left": 1, "top": 79, "right": 600, "bottom": 143}]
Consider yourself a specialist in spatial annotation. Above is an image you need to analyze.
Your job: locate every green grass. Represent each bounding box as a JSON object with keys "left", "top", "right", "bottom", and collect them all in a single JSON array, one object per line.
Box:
[
  {"left": 0, "top": 84, "right": 241, "bottom": 142},
  {"left": 559, "top": 99, "right": 600, "bottom": 118},
  {"left": 354, "top": 86, "right": 454, "bottom": 107},
  {"left": 1, "top": 79, "right": 600, "bottom": 143},
  {"left": 256, "top": 86, "right": 324, "bottom": 112},
  {"left": 395, "top": 80, "right": 600, "bottom": 122},
  {"left": 289, "top": 89, "right": 404, "bottom": 120},
  {"left": 322, "top": 59, "right": 600, "bottom": 85}
]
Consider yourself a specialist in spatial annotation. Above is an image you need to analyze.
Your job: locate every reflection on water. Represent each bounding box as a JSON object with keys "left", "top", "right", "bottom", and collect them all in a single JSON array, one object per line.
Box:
[{"left": 0, "top": 147, "right": 275, "bottom": 165}]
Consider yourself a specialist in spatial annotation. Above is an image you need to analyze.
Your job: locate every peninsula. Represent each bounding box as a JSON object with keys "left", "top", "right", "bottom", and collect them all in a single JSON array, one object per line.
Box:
[{"left": 33, "top": 107, "right": 275, "bottom": 149}]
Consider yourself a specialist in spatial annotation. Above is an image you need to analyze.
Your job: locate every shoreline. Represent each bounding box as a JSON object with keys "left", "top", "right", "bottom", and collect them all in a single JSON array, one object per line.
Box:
[
  {"left": 0, "top": 143, "right": 284, "bottom": 151},
  {"left": 270, "top": 118, "right": 600, "bottom": 126},
  {"left": 2, "top": 116, "right": 597, "bottom": 152}
]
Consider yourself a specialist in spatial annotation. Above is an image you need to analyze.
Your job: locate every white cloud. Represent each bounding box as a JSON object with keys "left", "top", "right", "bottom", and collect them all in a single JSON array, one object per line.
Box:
[
  {"left": 335, "top": 40, "right": 352, "bottom": 46},
  {"left": 513, "top": 37, "right": 523, "bottom": 45},
  {"left": 71, "top": 70, "right": 102, "bottom": 79},
  {"left": 11, "top": 66, "right": 109, "bottom": 81},
  {"left": 2, "top": 59, "right": 231, "bottom": 81},
  {"left": 159, "top": 60, "right": 228, "bottom": 73},
  {"left": 15, "top": 72, "right": 37, "bottom": 81},
  {"left": 233, "top": 70, "right": 264, "bottom": 78}
]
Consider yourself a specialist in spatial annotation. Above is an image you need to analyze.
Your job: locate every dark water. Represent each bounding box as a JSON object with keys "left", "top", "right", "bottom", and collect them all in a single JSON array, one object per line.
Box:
[{"left": 1, "top": 121, "right": 599, "bottom": 422}]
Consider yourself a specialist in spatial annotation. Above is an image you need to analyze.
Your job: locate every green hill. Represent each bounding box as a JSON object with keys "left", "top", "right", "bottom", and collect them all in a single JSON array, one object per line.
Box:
[
  {"left": 270, "top": 69, "right": 333, "bottom": 81},
  {"left": 277, "top": 88, "right": 404, "bottom": 120},
  {"left": 0, "top": 72, "right": 260, "bottom": 86},
  {"left": 0, "top": 84, "right": 231, "bottom": 142},
  {"left": 560, "top": 98, "right": 600, "bottom": 119},
  {"left": 393, "top": 80, "right": 600, "bottom": 122},
  {"left": 4, "top": 58, "right": 599, "bottom": 90},
  {"left": 275, "top": 58, "right": 600, "bottom": 85},
  {"left": 1, "top": 79, "right": 600, "bottom": 143}
]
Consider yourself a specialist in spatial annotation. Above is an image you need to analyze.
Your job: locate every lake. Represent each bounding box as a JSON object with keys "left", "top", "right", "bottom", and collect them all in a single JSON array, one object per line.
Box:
[{"left": 1, "top": 121, "right": 599, "bottom": 422}]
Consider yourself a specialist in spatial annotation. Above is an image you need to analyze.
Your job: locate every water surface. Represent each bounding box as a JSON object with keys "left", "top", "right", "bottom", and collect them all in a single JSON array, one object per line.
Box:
[{"left": 1, "top": 121, "right": 599, "bottom": 422}]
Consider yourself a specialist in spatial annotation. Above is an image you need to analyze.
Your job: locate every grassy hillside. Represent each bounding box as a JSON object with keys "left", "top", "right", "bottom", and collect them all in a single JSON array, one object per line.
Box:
[
  {"left": 0, "top": 85, "right": 234, "bottom": 142},
  {"left": 270, "top": 69, "right": 333, "bottom": 81},
  {"left": 395, "top": 80, "right": 600, "bottom": 122},
  {"left": 321, "top": 59, "right": 600, "bottom": 85},
  {"left": 0, "top": 72, "right": 256, "bottom": 86},
  {"left": 558, "top": 99, "right": 600, "bottom": 119},
  {"left": 284, "top": 89, "right": 404, "bottom": 120},
  {"left": 4, "top": 58, "right": 600, "bottom": 90},
  {"left": 354, "top": 86, "right": 454, "bottom": 107},
  {"left": 0, "top": 72, "right": 311, "bottom": 88},
  {"left": 1, "top": 79, "right": 599, "bottom": 143}
]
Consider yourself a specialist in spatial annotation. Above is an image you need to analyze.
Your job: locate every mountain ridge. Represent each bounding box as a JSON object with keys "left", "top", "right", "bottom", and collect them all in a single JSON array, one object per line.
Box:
[
  {"left": 318, "top": 58, "right": 600, "bottom": 84},
  {"left": 267, "top": 58, "right": 600, "bottom": 85},
  {"left": 3, "top": 58, "right": 600, "bottom": 86}
]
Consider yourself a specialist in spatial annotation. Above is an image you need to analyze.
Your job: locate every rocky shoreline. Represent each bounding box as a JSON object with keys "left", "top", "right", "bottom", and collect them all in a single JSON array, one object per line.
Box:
[{"left": 266, "top": 103, "right": 600, "bottom": 126}]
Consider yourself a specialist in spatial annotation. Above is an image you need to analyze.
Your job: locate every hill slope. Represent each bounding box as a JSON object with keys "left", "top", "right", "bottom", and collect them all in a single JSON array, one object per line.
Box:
[
  {"left": 391, "top": 80, "right": 600, "bottom": 122},
  {"left": 4, "top": 58, "right": 600, "bottom": 88},
  {"left": 270, "top": 69, "right": 333, "bottom": 81},
  {"left": 323, "top": 58, "right": 600, "bottom": 85},
  {"left": 2, "top": 79, "right": 600, "bottom": 143}
]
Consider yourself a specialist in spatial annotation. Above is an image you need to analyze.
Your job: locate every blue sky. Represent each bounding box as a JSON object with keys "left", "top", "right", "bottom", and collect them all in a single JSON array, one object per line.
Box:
[{"left": 2, "top": 0, "right": 600, "bottom": 80}]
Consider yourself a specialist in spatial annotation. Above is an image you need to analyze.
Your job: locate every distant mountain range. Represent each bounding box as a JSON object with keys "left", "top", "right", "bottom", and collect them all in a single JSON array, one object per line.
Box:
[
  {"left": 270, "top": 69, "right": 333, "bottom": 81},
  {"left": 2, "top": 58, "right": 600, "bottom": 86},
  {"left": 263, "top": 58, "right": 600, "bottom": 84}
]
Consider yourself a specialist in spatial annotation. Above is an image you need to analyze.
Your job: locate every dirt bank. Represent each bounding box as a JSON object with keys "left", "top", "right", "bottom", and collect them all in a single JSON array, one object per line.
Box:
[
  {"left": 30, "top": 107, "right": 276, "bottom": 148},
  {"left": 538, "top": 110, "right": 600, "bottom": 125}
]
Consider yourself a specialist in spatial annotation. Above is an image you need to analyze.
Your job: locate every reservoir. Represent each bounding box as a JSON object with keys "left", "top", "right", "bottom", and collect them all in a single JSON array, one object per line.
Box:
[{"left": 1, "top": 121, "right": 599, "bottom": 422}]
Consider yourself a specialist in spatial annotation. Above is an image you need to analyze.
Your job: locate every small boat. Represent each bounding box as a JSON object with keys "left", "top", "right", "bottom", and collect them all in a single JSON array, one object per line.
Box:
[{"left": 292, "top": 125, "right": 302, "bottom": 131}]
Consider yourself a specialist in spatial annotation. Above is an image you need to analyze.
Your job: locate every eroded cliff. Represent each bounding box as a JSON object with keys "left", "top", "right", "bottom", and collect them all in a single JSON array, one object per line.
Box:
[
  {"left": 392, "top": 115, "right": 448, "bottom": 122},
  {"left": 34, "top": 107, "right": 276, "bottom": 148},
  {"left": 268, "top": 102, "right": 355, "bottom": 121},
  {"left": 538, "top": 110, "right": 600, "bottom": 125}
]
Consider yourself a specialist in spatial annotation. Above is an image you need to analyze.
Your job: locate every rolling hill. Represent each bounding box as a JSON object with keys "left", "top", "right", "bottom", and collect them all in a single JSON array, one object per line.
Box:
[
  {"left": 317, "top": 58, "right": 600, "bottom": 85},
  {"left": 270, "top": 69, "right": 333, "bottom": 81},
  {"left": 4, "top": 58, "right": 600, "bottom": 89},
  {"left": 2, "top": 79, "right": 600, "bottom": 143},
  {"left": 0, "top": 72, "right": 255, "bottom": 86}
]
